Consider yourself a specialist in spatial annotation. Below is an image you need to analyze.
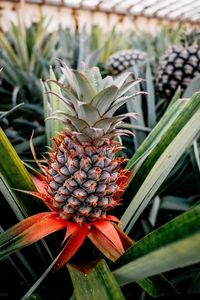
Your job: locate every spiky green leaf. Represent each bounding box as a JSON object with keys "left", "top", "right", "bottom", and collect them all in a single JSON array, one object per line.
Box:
[{"left": 68, "top": 260, "right": 125, "bottom": 300}]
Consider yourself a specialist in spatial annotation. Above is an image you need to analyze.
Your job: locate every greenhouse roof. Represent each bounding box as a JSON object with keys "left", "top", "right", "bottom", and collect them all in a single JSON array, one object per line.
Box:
[{"left": 9, "top": 0, "right": 200, "bottom": 24}]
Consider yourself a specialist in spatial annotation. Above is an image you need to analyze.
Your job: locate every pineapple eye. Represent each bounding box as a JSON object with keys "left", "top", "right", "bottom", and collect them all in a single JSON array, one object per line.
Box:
[
  {"left": 88, "top": 167, "right": 102, "bottom": 180},
  {"left": 60, "top": 166, "right": 70, "bottom": 176},
  {"left": 78, "top": 205, "right": 92, "bottom": 216},
  {"left": 96, "top": 184, "right": 107, "bottom": 193},
  {"left": 67, "top": 197, "right": 81, "bottom": 206},
  {"left": 73, "top": 170, "right": 87, "bottom": 185},
  {"left": 63, "top": 204, "right": 75, "bottom": 214},
  {"left": 53, "top": 174, "right": 66, "bottom": 183},
  {"left": 82, "top": 180, "right": 97, "bottom": 193},
  {"left": 58, "top": 186, "right": 70, "bottom": 195},
  {"left": 55, "top": 193, "right": 67, "bottom": 203},
  {"left": 100, "top": 171, "right": 111, "bottom": 181},
  {"left": 64, "top": 179, "right": 78, "bottom": 191},
  {"left": 73, "top": 188, "right": 87, "bottom": 199},
  {"left": 49, "top": 181, "right": 60, "bottom": 190},
  {"left": 85, "top": 195, "right": 99, "bottom": 206}
]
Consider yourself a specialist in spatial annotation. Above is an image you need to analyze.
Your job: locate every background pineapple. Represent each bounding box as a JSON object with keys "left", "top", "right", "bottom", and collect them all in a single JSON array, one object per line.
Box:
[
  {"left": 107, "top": 49, "right": 147, "bottom": 76},
  {"left": 156, "top": 31, "right": 200, "bottom": 99}
]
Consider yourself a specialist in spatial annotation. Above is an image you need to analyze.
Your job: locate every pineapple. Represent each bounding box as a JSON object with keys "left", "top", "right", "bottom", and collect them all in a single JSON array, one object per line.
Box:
[
  {"left": 0, "top": 63, "right": 141, "bottom": 270},
  {"left": 107, "top": 49, "right": 147, "bottom": 76},
  {"left": 156, "top": 33, "right": 200, "bottom": 99},
  {"left": 44, "top": 62, "right": 140, "bottom": 224}
]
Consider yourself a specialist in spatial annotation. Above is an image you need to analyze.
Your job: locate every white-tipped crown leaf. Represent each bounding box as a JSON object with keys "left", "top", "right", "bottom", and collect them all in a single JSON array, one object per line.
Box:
[
  {"left": 113, "top": 72, "right": 132, "bottom": 88},
  {"left": 47, "top": 80, "right": 80, "bottom": 110},
  {"left": 77, "top": 103, "right": 101, "bottom": 126},
  {"left": 72, "top": 70, "right": 96, "bottom": 103},
  {"left": 103, "top": 94, "right": 141, "bottom": 118},
  {"left": 91, "top": 85, "right": 119, "bottom": 116},
  {"left": 49, "top": 111, "right": 89, "bottom": 131},
  {"left": 116, "top": 78, "right": 143, "bottom": 98},
  {"left": 79, "top": 63, "right": 104, "bottom": 93},
  {"left": 58, "top": 60, "right": 79, "bottom": 96},
  {"left": 45, "top": 91, "right": 76, "bottom": 116}
]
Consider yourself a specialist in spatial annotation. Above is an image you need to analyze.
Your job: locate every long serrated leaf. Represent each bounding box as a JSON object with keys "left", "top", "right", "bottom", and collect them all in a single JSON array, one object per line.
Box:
[
  {"left": 114, "top": 232, "right": 200, "bottom": 286},
  {"left": 49, "top": 67, "right": 66, "bottom": 135},
  {"left": 0, "top": 103, "right": 24, "bottom": 121},
  {"left": 116, "top": 204, "right": 200, "bottom": 267},
  {"left": 0, "top": 32, "right": 19, "bottom": 65},
  {"left": 59, "top": 63, "right": 78, "bottom": 95},
  {"left": 10, "top": 18, "right": 29, "bottom": 70},
  {"left": 125, "top": 67, "right": 146, "bottom": 148},
  {"left": 126, "top": 98, "right": 188, "bottom": 170},
  {"left": 137, "top": 275, "right": 179, "bottom": 298},
  {"left": 166, "top": 86, "right": 181, "bottom": 111},
  {"left": 188, "top": 272, "right": 200, "bottom": 292},
  {"left": 41, "top": 79, "right": 52, "bottom": 146},
  {"left": 122, "top": 93, "right": 200, "bottom": 233},
  {"left": 190, "top": 140, "right": 200, "bottom": 189},
  {"left": 183, "top": 76, "right": 200, "bottom": 98},
  {"left": 42, "top": 67, "right": 67, "bottom": 144},
  {"left": 85, "top": 47, "right": 104, "bottom": 67},
  {"left": 145, "top": 62, "right": 156, "bottom": 127},
  {"left": 68, "top": 259, "right": 125, "bottom": 300},
  {"left": 0, "top": 128, "right": 45, "bottom": 216},
  {"left": 114, "top": 205, "right": 200, "bottom": 286},
  {"left": 0, "top": 175, "right": 24, "bottom": 221},
  {"left": 15, "top": 135, "right": 44, "bottom": 154},
  {"left": 160, "top": 196, "right": 195, "bottom": 212},
  {"left": 21, "top": 251, "right": 62, "bottom": 300},
  {"left": 47, "top": 79, "right": 79, "bottom": 109}
]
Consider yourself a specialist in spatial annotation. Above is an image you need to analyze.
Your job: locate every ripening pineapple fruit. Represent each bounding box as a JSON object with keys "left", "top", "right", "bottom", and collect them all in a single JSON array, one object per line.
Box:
[
  {"left": 107, "top": 49, "right": 147, "bottom": 76},
  {"left": 0, "top": 62, "right": 142, "bottom": 270},
  {"left": 156, "top": 32, "right": 200, "bottom": 99},
  {"left": 45, "top": 62, "right": 142, "bottom": 225}
]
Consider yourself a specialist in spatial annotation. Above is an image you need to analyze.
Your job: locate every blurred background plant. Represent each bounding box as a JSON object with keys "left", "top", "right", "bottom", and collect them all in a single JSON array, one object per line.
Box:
[
  {"left": 0, "top": 10, "right": 200, "bottom": 300},
  {"left": 0, "top": 15, "right": 58, "bottom": 159}
]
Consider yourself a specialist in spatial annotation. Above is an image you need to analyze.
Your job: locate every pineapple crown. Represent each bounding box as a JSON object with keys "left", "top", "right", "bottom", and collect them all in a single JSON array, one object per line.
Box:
[{"left": 47, "top": 61, "right": 144, "bottom": 143}]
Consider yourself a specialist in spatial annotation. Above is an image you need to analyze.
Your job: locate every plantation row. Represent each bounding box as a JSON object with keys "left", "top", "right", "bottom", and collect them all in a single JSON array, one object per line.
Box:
[{"left": 0, "top": 15, "right": 200, "bottom": 300}]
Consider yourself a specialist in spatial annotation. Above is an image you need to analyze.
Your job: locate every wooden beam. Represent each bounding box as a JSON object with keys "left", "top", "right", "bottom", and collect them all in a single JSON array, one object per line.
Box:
[{"left": 1, "top": 0, "right": 200, "bottom": 25}]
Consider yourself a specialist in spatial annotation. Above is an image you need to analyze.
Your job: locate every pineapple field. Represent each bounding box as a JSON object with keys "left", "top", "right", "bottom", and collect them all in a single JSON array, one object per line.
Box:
[{"left": 0, "top": 9, "right": 200, "bottom": 300}]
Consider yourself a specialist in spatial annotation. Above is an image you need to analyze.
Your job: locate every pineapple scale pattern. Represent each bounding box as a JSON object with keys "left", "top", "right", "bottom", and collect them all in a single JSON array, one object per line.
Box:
[
  {"left": 45, "top": 132, "right": 127, "bottom": 224},
  {"left": 156, "top": 45, "right": 200, "bottom": 99}
]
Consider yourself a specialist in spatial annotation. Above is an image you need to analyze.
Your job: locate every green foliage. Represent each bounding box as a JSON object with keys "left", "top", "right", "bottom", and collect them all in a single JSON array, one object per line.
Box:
[
  {"left": 122, "top": 93, "right": 200, "bottom": 232},
  {"left": 0, "top": 15, "right": 58, "bottom": 156},
  {"left": 68, "top": 260, "right": 125, "bottom": 300},
  {"left": 1, "top": 91, "right": 199, "bottom": 299},
  {"left": 0, "top": 18, "right": 200, "bottom": 300}
]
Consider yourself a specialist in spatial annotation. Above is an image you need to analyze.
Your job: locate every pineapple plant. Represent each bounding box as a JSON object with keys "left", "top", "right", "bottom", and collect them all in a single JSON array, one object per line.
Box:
[
  {"left": 107, "top": 49, "right": 147, "bottom": 76},
  {"left": 1, "top": 66, "right": 200, "bottom": 299},
  {"left": 156, "top": 31, "right": 200, "bottom": 99},
  {"left": 0, "top": 62, "right": 142, "bottom": 270},
  {"left": 42, "top": 62, "right": 140, "bottom": 226}
]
